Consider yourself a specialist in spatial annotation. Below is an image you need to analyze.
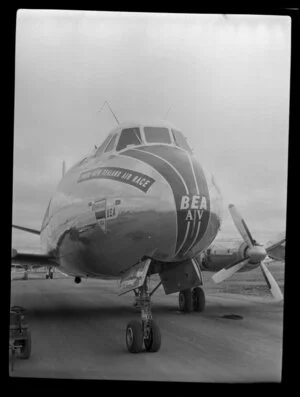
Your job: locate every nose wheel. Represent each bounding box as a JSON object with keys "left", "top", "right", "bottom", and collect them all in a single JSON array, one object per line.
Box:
[
  {"left": 126, "top": 281, "right": 161, "bottom": 353},
  {"left": 143, "top": 319, "right": 161, "bottom": 352},
  {"left": 126, "top": 320, "right": 144, "bottom": 353}
]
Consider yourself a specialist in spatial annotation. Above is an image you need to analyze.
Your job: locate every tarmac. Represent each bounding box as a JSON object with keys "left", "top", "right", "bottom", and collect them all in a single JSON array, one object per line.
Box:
[{"left": 9, "top": 272, "right": 283, "bottom": 382}]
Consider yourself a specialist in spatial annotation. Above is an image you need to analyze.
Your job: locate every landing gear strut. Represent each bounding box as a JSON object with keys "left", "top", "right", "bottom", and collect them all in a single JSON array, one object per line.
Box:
[
  {"left": 179, "top": 287, "right": 205, "bottom": 313},
  {"left": 126, "top": 279, "right": 161, "bottom": 353},
  {"left": 23, "top": 270, "right": 29, "bottom": 280}
]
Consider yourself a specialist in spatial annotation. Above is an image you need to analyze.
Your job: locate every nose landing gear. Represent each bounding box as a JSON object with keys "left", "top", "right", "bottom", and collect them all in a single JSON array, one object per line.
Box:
[{"left": 126, "top": 281, "right": 161, "bottom": 353}]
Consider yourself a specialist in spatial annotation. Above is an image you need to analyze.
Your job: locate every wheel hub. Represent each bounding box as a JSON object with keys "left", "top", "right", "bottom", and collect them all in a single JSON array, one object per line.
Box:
[{"left": 126, "top": 327, "right": 134, "bottom": 346}]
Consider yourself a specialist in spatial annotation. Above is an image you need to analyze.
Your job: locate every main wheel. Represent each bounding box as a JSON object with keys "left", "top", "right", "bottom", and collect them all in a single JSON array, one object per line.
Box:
[
  {"left": 126, "top": 320, "right": 143, "bottom": 353},
  {"left": 19, "top": 330, "right": 31, "bottom": 359},
  {"left": 192, "top": 287, "right": 205, "bottom": 312},
  {"left": 11, "top": 306, "right": 25, "bottom": 313},
  {"left": 178, "top": 289, "right": 193, "bottom": 313},
  {"left": 144, "top": 320, "right": 161, "bottom": 352}
]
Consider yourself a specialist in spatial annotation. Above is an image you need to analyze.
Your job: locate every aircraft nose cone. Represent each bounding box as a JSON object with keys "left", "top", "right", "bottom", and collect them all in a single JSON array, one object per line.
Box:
[{"left": 247, "top": 245, "right": 267, "bottom": 263}]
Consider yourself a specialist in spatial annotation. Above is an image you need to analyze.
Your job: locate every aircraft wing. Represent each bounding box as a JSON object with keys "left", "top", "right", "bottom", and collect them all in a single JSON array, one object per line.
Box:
[
  {"left": 12, "top": 224, "right": 57, "bottom": 268},
  {"left": 264, "top": 232, "right": 285, "bottom": 261},
  {"left": 12, "top": 224, "right": 40, "bottom": 235},
  {"left": 11, "top": 248, "right": 58, "bottom": 268}
]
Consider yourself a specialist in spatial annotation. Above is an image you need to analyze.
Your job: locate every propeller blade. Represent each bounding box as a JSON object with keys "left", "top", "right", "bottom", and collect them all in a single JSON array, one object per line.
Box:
[
  {"left": 228, "top": 204, "right": 255, "bottom": 247},
  {"left": 259, "top": 259, "right": 283, "bottom": 301},
  {"left": 264, "top": 232, "right": 285, "bottom": 255},
  {"left": 212, "top": 259, "right": 249, "bottom": 284}
]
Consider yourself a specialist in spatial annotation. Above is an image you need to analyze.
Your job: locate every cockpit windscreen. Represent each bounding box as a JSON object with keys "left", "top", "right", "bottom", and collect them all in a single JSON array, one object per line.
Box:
[
  {"left": 172, "top": 129, "right": 192, "bottom": 153},
  {"left": 144, "top": 127, "right": 172, "bottom": 144},
  {"left": 116, "top": 128, "right": 142, "bottom": 151}
]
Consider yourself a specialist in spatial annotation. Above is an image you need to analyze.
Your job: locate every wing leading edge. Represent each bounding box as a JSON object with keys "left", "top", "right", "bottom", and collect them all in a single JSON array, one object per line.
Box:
[{"left": 12, "top": 224, "right": 40, "bottom": 235}]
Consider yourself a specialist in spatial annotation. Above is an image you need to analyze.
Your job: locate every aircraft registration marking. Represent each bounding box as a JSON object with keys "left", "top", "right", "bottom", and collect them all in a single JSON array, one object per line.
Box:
[
  {"left": 106, "top": 205, "right": 118, "bottom": 220},
  {"left": 89, "top": 198, "right": 120, "bottom": 232},
  {"left": 78, "top": 166, "right": 155, "bottom": 193}
]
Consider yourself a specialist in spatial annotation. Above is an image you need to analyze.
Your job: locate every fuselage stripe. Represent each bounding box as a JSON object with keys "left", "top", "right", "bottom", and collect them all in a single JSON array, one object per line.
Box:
[
  {"left": 137, "top": 146, "right": 208, "bottom": 256},
  {"left": 180, "top": 154, "right": 202, "bottom": 255},
  {"left": 182, "top": 219, "right": 201, "bottom": 256},
  {"left": 134, "top": 148, "right": 189, "bottom": 195},
  {"left": 175, "top": 222, "right": 191, "bottom": 256},
  {"left": 188, "top": 154, "right": 200, "bottom": 195},
  {"left": 136, "top": 146, "right": 198, "bottom": 256},
  {"left": 121, "top": 148, "right": 188, "bottom": 255},
  {"left": 135, "top": 147, "right": 194, "bottom": 256},
  {"left": 121, "top": 145, "right": 210, "bottom": 258}
]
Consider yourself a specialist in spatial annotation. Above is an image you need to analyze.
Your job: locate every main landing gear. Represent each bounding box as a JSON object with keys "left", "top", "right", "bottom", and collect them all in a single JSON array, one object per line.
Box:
[
  {"left": 126, "top": 280, "right": 161, "bottom": 353},
  {"left": 178, "top": 287, "right": 205, "bottom": 313},
  {"left": 45, "top": 267, "right": 54, "bottom": 279}
]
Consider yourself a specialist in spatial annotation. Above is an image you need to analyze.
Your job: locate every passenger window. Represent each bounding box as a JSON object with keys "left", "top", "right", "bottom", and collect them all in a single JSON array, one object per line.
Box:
[
  {"left": 104, "top": 134, "right": 118, "bottom": 153},
  {"left": 144, "top": 127, "right": 171, "bottom": 144},
  {"left": 171, "top": 129, "right": 192, "bottom": 153},
  {"left": 116, "top": 128, "right": 142, "bottom": 151}
]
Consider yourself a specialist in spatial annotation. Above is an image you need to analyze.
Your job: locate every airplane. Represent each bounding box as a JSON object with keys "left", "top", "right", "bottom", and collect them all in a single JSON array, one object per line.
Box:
[{"left": 12, "top": 120, "right": 285, "bottom": 353}]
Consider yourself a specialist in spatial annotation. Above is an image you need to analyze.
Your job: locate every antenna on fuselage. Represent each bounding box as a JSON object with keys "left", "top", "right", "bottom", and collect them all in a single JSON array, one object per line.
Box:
[
  {"left": 163, "top": 105, "right": 172, "bottom": 120},
  {"left": 98, "top": 100, "right": 120, "bottom": 125}
]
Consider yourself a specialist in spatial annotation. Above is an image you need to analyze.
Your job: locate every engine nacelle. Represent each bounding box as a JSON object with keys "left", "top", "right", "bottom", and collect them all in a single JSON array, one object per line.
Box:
[{"left": 199, "top": 241, "right": 249, "bottom": 272}]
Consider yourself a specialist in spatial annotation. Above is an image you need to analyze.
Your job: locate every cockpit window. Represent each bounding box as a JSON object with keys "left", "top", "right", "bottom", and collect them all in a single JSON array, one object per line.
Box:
[
  {"left": 95, "top": 134, "right": 113, "bottom": 157},
  {"left": 116, "top": 128, "right": 142, "bottom": 151},
  {"left": 144, "top": 127, "right": 172, "bottom": 144},
  {"left": 171, "top": 129, "right": 192, "bottom": 153},
  {"left": 104, "top": 134, "right": 118, "bottom": 153}
]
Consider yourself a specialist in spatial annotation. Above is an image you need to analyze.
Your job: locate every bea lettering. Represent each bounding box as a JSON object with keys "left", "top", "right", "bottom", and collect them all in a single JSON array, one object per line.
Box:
[{"left": 180, "top": 195, "right": 207, "bottom": 210}]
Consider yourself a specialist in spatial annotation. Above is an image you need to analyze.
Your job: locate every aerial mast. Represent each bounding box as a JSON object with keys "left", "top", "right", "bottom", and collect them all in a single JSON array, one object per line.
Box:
[{"left": 98, "top": 100, "right": 120, "bottom": 125}]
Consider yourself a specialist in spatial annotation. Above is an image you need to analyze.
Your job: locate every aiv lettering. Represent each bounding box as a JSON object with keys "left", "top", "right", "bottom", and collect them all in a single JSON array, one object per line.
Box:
[{"left": 180, "top": 195, "right": 207, "bottom": 210}]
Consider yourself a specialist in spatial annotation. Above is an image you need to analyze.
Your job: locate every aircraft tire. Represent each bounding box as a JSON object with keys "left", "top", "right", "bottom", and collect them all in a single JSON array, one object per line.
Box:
[
  {"left": 178, "top": 289, "right": 193, "bottom": 313},
  {"left": 46, "top": 274, "right": 49, "bottom": 279},
  {"left": 126, "top": 320, "right": 143, "bottom": 353},
  {"left": 19, "top": 330, "right": 31, "bottom": 359},
  {"left": 144, "top": 320, "right": 161, "bottom": 352},
  {"left": 50, "top": 273, "right": 53, "bottom": 279},
  {"left": 192, "top": 287, "right": 205, "bottom": 312}
]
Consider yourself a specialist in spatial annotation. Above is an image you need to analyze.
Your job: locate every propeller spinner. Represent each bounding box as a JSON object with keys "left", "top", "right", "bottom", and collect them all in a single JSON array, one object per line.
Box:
[{"left": 212, "top": 204, "right": 284, "bottom": 301}]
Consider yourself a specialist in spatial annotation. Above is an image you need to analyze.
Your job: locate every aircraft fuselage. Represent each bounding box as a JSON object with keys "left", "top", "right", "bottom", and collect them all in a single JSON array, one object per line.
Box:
[{"left": 40, "top": 123, "right": 223, "bottom": 279}]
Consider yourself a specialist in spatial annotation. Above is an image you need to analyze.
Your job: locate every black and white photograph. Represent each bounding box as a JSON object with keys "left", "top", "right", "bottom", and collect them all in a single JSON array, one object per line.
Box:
[{"left": 11, "top": 10, "right": 290, "bottom": 382}]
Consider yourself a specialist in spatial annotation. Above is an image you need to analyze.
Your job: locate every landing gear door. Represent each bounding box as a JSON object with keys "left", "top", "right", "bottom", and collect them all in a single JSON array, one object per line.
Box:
[
  {"left": 159, "top": 257, "right": 203, "bottom": 295},
  {"left": 119, "top": 259, "right": 152, "bottom": 296}
]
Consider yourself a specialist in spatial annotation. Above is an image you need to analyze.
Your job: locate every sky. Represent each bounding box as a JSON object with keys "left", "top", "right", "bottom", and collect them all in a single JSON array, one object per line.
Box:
[{"left": 12, "top": 10, "right": 290, "bottom": 251}]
